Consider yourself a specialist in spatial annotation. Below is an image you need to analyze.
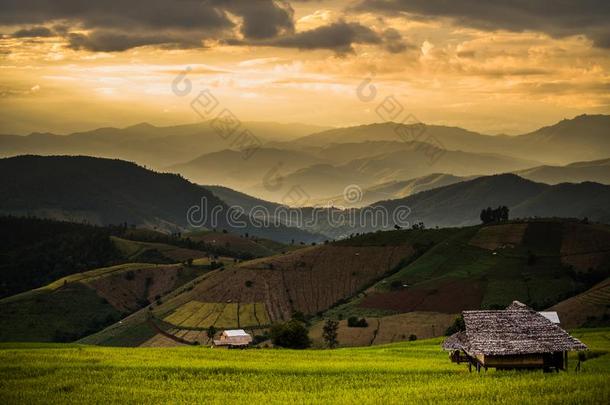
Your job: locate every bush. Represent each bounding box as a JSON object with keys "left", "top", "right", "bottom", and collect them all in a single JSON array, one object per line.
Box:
[
  {"left": 245, "top": 280, "right": 253, "bottom": 288},
  {"left": 444, "top": 315, "right": 465, "bottom": 336},
  {"left": 291, "top": 311, "right": 307, "bottom": 323},
  {"left": 408, "top": 334, "right": 417, "bottom": 341},
  {"left": 347, "top": 317, "right": 368, "bottom": 328},
  {"left": 270, "top": 320, "right": 310, "bottom": 349}
]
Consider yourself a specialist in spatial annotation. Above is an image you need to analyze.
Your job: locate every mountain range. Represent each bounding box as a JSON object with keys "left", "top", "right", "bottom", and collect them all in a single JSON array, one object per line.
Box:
[
  {"left": 2, "top": 155, "right": 609, "bottom": 241},
  {"left": 2, "top": 115, "right": 609, "bottom": 205}
]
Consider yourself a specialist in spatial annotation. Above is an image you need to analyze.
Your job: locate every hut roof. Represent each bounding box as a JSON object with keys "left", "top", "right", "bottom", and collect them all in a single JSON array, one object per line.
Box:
[
  {"left": 442, "top": 331, "right": 467, "bottom": 351},
  {"left": 443, "top": 303, "right": 586, "bottom": 356},
  {"left": 505, "top": 300, "right": 529, "bottom": 310}
]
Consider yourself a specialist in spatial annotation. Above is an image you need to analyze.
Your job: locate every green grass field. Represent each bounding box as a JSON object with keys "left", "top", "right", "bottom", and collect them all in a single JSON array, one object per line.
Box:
[{"left": 0, "top": 329, "right": 608, "bottom": 404}]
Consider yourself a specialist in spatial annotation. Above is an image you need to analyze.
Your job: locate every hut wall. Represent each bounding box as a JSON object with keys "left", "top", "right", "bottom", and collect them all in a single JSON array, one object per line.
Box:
[{"left": 480, "top": 354, "right": 545, "bottom": 368}]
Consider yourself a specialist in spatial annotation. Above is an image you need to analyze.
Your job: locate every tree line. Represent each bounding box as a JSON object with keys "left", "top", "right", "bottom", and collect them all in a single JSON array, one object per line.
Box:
[{"left": 480, "top": 206, "right": 509, "bottom": 224}]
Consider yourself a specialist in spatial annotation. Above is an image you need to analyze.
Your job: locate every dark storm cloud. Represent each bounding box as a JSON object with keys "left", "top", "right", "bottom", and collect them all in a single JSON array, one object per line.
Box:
[
  {"left": 0, "top": 0, "right": 294, "bottom": 51},
  {"left": 66, "top": 31, "right": 203, "bottom": 53},
  {"left": 1, "top": 0, "right": 409, "bottom": 53},
  {"left": 232, "top": 21, "right": 396, "bottom": 54},
  {"left": 212, "top": 0, "right": 295, "bottom": 39},
  {"left": 353, "top": 0, "right": 610, "bottom": 48},
  {"left": 12, "top": 26, "right": 54, "bottom": 38}
]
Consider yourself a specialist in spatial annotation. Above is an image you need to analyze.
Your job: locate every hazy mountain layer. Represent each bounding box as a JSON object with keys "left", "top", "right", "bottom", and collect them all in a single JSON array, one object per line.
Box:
[
  {"left": 0, "top": 121, "right": 328, "bottom": 168},
  {"left": 291, "top": 115, "right": 610, "bottom": 165}
]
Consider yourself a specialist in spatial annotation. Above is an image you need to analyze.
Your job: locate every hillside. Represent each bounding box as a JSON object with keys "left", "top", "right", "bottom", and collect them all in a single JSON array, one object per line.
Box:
[
  {"left": 0, "top": 262, "right": 207, "bottom": 342},
  {"left": 325, "top": 221, "right": 610, "bottom": 328},
  {"left": 361, "top": 174, "right": 610, "bottom": 231},
  {"left": 80, "top": 220, "right": 610, "bottom": 349},
  {"left": 81, "top": 230, "right": 455, "bottom": 347},
  {"left": 0, "top": 155, "right": 323, "bottom": 244},
  {"left": 549, "top": 278, "right": 610, "bottom": 329},
  {"left": 0, "top": 216, "right": 126, "bottom": 298},
  {"left": 6, "top": 218, "right": 609, "bottom": 348}
]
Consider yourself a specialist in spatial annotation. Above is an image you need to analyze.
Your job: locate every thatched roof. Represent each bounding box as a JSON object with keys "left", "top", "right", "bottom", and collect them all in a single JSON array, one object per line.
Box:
[
  {"left": 442, "top": 331, "right": 467, "bottom": 351},
  {"left": 505, "top": 300, "right": 529, "bottom": 310},
  {"left": 443, "top": 301, "right": 587, "bottom": 355}
]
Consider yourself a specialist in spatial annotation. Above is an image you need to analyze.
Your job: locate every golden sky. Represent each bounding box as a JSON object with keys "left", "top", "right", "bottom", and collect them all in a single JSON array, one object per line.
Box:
[{"left": 1, "top": 0, "right": 609, "bottom": 135}]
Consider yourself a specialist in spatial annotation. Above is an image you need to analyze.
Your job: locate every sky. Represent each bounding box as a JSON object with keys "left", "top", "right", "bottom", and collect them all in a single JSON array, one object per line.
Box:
[{"left": 1, "top": 0, "right": 609, "bottom": 135}]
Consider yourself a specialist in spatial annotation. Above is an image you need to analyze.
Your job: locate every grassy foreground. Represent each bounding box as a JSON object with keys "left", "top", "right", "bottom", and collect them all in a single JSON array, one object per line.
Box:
[{"left": 0, "top": 329, "right": 609, "bottom": 404}]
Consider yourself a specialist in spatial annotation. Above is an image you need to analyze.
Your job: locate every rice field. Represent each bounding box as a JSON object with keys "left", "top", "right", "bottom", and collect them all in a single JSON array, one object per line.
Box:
[
  {"left": 162, "top": 300, "right": 270, "bottom": 329},
  {"left": 0, "top": 328, "right": 608, "bottom": 404}
]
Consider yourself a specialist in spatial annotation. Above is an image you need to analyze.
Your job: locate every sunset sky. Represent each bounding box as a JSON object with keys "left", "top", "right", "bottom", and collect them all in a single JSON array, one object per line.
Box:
[{"left": 1, "top": 0, "right": 609, "bottom": 135}]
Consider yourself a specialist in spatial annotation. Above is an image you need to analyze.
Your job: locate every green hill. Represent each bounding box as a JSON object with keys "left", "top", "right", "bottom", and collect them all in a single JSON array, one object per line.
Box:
[
  {"left": 0, "top": 155, "right": 324, "bottom": 243},
  {"left": 327, "top": 220, "right": 610, "bottom": 321},
  {"left": 0, "top": 262, "right": 207, "bottom": 343}
]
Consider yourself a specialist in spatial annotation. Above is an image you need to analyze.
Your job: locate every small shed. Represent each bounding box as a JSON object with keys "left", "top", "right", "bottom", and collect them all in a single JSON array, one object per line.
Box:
[
  {"left": 213, "top": 329, "right": 253, "bottom": 348},
  {"left": 443, "top": 301, "right": 586, "bottom": 372}
]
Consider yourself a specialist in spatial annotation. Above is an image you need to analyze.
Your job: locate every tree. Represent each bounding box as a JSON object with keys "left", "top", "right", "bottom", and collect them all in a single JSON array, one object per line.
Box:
[
  {"left": 444, "top": 315, "right": 465, "bottom": 336},
  {"left": 206, "top": 325, "right": 217, "bottom": 342},
  {"left": 322, "top": 319, "right": 339, "bottom": 348},
  {"left": 270, "top": 320, "right": 310, "bottom": 349}
]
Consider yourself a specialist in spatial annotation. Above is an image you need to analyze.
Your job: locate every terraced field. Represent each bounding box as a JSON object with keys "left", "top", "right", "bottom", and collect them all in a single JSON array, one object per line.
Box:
[
  {"left": 331, "top": 220, "right": 610, "bottom": 317},
  {"left": 111, "top": 236, "right": 209, "bottom": 263},
  {"left": 309, "top": 312, "right": 456, "bottom": 347},
  {"left": 162, "top": 301, "right": 270, "bottom": 329},
  {"left": 550, "top": 278, "right": 610, "bottom": 328}
]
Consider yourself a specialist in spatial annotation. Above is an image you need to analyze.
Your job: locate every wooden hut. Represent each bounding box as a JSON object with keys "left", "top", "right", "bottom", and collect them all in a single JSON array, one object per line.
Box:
[
  {"left": 443, "top": 301, "right": 587, "bottom": 371},
  {"left": 213, "top": 329, "right": 253, "bottom": 348}
]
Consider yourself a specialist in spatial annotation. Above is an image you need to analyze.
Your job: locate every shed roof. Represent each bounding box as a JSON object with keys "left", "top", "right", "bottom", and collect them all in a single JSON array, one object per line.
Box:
[
  {"left": 223, "top": 329, "right": 250, "bottom": 337},
  {"left": 538, "top": 311, "right": 560, "bottom": 324},
  {"left": 443, "top": 304, "right": 586, "bottom": 356}
]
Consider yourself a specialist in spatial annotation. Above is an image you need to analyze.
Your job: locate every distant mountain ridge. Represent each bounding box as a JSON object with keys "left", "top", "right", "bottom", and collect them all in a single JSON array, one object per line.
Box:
[
  {"left": 0, "top": 121, "right": 328, "bottom": 168},
  {"left": 291, "top": 114, "right": 610, "bottom": 165},
  {"left": 515, "top": 158, "right": 610, "bottom": 185}
]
